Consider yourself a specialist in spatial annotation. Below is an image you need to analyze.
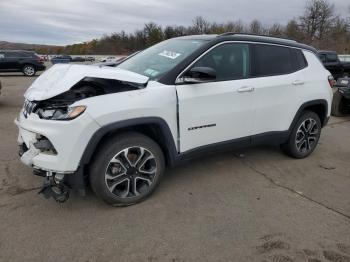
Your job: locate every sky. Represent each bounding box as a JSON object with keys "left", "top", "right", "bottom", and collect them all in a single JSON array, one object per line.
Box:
[{"left": 0, "top": 0, "right": 349, "bottom": 46}]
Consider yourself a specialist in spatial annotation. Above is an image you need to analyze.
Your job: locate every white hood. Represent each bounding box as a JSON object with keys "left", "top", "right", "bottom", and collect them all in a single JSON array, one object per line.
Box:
[{"left": 24, "top": 64, "right": 149, "bottom": 101}]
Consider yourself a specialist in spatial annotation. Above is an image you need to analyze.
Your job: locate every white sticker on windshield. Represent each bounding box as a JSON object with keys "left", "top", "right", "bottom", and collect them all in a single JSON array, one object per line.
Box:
[
  {"left": 158, "top": 50, "right": 181, "bottom": 60},
  {"left": 144, "top": 68, "right": 159, "bottom": 77}
]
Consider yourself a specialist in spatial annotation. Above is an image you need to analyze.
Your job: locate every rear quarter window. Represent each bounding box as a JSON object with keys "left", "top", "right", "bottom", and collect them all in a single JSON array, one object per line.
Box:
[{"left": 291, "top": 49, "right": 308, "bottom": 70}]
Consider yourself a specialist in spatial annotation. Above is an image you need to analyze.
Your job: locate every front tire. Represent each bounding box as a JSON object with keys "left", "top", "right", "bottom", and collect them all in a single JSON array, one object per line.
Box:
[
  {"left": 89, "top": 132, "right": 165, "bottom": 206},
  {"left": 281, "top": 111, "right": 321, "bottom": 159},
  {"left": 22, "top": 64, "right": 36, "bottom": 76}
]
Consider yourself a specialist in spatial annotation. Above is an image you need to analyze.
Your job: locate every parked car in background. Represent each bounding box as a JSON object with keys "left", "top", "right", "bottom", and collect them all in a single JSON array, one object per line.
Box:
[
  {"left": 331, "top": 76, "right": 350, "bottom": 116},
  {"left": 51, "top": 55, "right": 72, "bottom": 64},
  {"left": 0, "top": 79, "right": 2, "bottom": 96},
  {"left": 0, "top": 50, "right": 46, "bottom": 76},
  {"left": 85, "top": 56, "right": 95, "bottom": 62},
  {"left": 72, "top": 56, "right": 86, "bottom": 62},
  {"left": 17, "top": 34, "right": 333, "bottom": 205},
  {"left": 318, "top": 51, "right": 350, "bottom": 80},
  {"left": 100, "top": 56, "right": 117, "bottom": 62},
  {"left": 94, "top": 54, "right": 133, "bottom": 67},
  {"left": 39, "top": 55, "right": 49, "bottom": 62}
]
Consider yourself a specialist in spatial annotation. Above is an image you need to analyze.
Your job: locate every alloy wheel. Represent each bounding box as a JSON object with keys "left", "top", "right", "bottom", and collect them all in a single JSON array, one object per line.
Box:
[
  {"left": 24, "top": 66, "right": 35, "bottom": 76},
  {"left": 295, "top": 118, "right": 319, "bottom": 153},
  {"left": 104, "top": 146, "right": 157, "bottom": 198}
]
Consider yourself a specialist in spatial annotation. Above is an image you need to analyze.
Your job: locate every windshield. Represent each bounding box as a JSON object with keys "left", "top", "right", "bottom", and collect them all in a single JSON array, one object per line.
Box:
[{"left": 117, "top": 38, "right": 206, "bottom": 80}]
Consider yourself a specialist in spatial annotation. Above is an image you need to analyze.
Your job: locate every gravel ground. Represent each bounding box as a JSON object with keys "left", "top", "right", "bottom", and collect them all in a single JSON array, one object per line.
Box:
[{"left": 0, "top": 71, "right": 349, "bottom": 262}]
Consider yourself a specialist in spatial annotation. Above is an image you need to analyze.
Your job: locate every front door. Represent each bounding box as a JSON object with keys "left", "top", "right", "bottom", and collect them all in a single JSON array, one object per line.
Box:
[{"left": 176, "top": 43, "right": 256, "bottom": 152}]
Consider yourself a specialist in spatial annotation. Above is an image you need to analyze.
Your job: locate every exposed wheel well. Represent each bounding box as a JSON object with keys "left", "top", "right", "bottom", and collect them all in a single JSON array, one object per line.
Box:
[
  {"left": 102, "top": 125, "right": 171, "bottom": 163},
  {"left": 83, "top": 120, "right": 177, "bottom": 169},
  {"left": 289, "top": 100, "right": 329, "bottom": 132},
  {"left": 303, "top": 104, "right": 327, "bottom": 127}
]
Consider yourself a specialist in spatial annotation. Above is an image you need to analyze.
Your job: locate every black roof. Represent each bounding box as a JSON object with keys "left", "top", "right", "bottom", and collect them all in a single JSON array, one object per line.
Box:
[{"left": 178, "top": 33, "right": 317, "bottom": 53}]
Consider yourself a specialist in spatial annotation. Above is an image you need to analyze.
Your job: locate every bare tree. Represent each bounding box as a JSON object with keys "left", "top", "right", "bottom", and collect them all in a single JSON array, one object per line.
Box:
[
  {"left": 36, "top": 1, "right": 350, "bottom": 56},
  {"left": 268, "top": 23, "right": 285, "bottom": 37},
  {"left": 143, "top": 23, "right": 163, "bottom": 46},
  {"left": 224, "top": 20, "right": 245, "bottom": 33},
  {"left": 249, "top": 19, "right": 264, "bottom": 34},
  {"left": 300, "top": 0, "right": 335, "bottom": 40},
  {"left": 285, "top": 19, "right": 305, "bottom": 41},
  {"left": 192, "top": 16, "right": 210, "bottom": 34}
]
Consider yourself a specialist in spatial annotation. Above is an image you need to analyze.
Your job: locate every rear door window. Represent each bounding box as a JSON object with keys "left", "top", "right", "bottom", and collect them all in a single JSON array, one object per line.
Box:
[{"left": 252, "top": 44, "right": 294, "bottom": 77}]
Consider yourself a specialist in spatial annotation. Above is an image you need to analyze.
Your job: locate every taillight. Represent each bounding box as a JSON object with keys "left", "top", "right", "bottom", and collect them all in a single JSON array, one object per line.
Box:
[{"left": 328, "top": 75, "right": 335, "bottom": 88}]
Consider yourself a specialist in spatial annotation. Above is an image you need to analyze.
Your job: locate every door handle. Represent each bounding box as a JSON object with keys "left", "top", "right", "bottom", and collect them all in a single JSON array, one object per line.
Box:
[
  {"left": 292, "top": 80, "right": 304, "bottom": 86},
  {"left": 237, "top": 86, "right": 255, "bottom": 93}
]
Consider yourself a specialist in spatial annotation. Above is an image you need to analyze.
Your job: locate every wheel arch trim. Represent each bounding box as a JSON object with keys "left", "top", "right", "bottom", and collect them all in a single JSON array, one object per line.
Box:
[
  {"left": 78, "top": 117, "right": 178, "bottom": 168},
  {"left": 289, "top": 99, "right": 329, "bottom": 131}
]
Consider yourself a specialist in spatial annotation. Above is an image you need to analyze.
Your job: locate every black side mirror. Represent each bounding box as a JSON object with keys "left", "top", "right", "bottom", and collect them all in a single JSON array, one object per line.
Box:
[{"left": 177, "top": 67, "right": 217, "bottom": 84}]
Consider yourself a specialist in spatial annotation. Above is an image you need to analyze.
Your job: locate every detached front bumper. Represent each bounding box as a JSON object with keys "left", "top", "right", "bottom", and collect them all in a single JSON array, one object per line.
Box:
[{"left": 15, "top": 109, "right": 100, "bottom": 192}]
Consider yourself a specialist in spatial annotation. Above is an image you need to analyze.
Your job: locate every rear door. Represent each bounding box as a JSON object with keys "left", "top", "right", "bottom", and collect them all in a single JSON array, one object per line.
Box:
[
  {"left": 251, "top": 44, "right": 307, "bottom": 135},
  {"left": 176, "top": 42, "right": 256, "bottom": 152}
]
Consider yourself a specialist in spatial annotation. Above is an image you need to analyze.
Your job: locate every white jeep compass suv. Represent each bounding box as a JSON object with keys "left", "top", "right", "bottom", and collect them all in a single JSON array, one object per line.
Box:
[{"left": 16, "top": 33, "right": 333, "bottom": 205}]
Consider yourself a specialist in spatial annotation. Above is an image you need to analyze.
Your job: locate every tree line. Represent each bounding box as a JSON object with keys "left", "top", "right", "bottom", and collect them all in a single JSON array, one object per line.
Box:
[{"left": 37, "top": 0, "right": 350, "bottom": 55}]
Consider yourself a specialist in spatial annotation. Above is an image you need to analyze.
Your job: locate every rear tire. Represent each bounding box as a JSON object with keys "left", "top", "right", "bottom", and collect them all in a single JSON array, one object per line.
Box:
[
  {"left": 281, "top": 111, "right": 321, "bottom": 159},
  {"left": 89, "top": 132, "right": 165, "bottom": 206},
  {"left": 22, "top": 64, "right": 36, "bottom": 76}
]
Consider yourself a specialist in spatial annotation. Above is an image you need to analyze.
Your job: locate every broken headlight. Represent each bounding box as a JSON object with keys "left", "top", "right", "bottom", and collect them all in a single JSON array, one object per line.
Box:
[{"left": 37, "top": 106, "right": 86, "bottom": 120}]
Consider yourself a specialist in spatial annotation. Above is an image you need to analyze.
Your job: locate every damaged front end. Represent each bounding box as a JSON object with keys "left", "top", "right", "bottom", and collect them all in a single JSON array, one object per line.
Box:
[
  {"left": 18, "top": 138, "right": 74, "bottom": 203},
  {"left": 17, "top": 64, "right": 149, "bottom": 203},
  {"left": 27, "top": 77, "right": 144, "bottom": 121}
]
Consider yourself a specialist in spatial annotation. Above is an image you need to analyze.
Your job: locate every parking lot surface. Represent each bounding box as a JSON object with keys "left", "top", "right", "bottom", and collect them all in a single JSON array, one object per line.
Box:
[{"left": 0, "top": 72, "right": 349, "bottom": 262}]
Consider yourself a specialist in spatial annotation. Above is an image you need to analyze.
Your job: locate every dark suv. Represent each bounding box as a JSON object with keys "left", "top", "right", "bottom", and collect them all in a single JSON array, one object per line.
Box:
[
  {"left": 0, "top": 50, "right": 46, "bottom": 76},
  {"left": 318, "top": 51, "right": 350, "bottom": 80}
]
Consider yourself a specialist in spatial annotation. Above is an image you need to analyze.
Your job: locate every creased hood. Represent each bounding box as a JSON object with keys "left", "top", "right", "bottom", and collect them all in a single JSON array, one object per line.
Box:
[{"left": 24, "top": 64, "right": 149, "bottom": 101}]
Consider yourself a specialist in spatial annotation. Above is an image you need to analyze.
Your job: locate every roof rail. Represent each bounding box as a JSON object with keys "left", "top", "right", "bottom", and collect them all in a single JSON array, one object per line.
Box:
[{"left": 218, "top": 32, "right": 297, "bottom": 43}]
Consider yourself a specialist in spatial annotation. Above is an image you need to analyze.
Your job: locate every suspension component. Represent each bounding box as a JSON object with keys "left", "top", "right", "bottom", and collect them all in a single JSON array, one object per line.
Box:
[{"left": 38, "top": 173, "right": 70, "bottom": 203}]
